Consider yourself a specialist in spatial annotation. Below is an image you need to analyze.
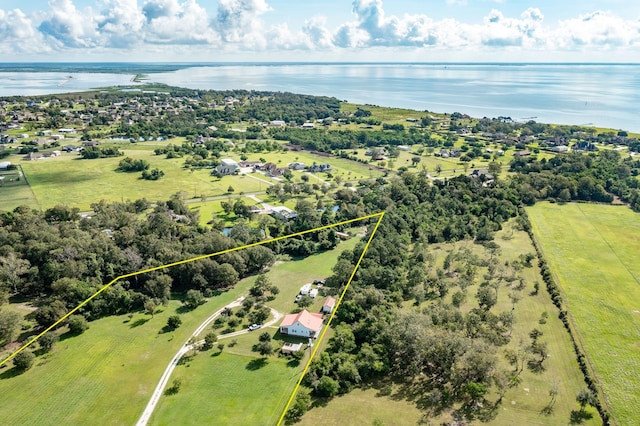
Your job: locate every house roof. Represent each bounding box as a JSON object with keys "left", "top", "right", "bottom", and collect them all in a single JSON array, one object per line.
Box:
[
  {"left": 280, "top": 309, "right": 323, "bottom": 331},
  {"left": 323, "top": 297, "right": 336, "bottom": 307}
]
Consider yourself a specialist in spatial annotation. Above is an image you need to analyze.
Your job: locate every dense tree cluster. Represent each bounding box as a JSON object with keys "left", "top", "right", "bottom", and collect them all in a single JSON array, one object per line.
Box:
[
  {"left": 0, "top": 196, "right": 278, "bottom": 331},
  {"left": 510, "top": 150, "right": 640, "bottom": 210}
]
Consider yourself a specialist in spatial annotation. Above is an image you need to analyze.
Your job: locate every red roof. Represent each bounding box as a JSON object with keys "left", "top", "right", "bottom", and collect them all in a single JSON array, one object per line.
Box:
[
  {"left": 323, "top": 297, "right": 336, "bottom": 308},
  {"left": 280, "top": 309, "right": 323, "bottom": 332}
]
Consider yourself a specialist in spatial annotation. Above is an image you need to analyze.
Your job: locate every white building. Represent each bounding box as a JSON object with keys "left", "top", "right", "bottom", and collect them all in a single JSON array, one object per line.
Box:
[
  {"left": 215, "top": 158, "right": 240, "bottom": 175},
  {"left": 300, "top": 283, "right": 312, "bottom": 295},
  {"left": 279, "top": 310, "right": 323, "bottom": 338}
]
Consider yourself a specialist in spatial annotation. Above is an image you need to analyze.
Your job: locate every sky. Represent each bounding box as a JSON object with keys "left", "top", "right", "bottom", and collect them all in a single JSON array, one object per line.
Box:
[{"left": 1, "top": 0, "right": 639, "bottom": 62}]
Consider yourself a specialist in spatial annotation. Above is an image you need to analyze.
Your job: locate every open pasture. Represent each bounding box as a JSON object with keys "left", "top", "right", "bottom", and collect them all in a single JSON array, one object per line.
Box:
[{"left": 527, "top": 202, "right": 640, "bottom": 425}]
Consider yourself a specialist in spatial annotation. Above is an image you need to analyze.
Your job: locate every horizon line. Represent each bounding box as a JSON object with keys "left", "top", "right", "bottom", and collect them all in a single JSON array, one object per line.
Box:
[{"left": 1, "top": 61, "right": 640, "bottom": 65}]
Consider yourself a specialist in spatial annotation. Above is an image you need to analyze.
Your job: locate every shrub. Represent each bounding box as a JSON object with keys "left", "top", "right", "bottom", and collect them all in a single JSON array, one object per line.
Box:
[
  {"left": 67, "top": 315, "right": 89, "bottom": 335},
  {"left": 13, "top": 351, "right": 35, "bottom": 372},
  {"left": 167, "top": 315, "right": 182, "bottom": 330}
]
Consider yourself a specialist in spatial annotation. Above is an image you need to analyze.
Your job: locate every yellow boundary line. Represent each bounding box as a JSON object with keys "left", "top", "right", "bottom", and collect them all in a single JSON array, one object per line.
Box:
[
  {"left": 0, "top": 212, "right": 384, "bottom": 368},
  {"left": 275, "top": 211, "right": 385, "bottom": 425}
]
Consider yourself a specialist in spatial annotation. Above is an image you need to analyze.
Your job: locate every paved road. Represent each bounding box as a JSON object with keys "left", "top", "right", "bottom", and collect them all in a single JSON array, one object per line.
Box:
[{"left": 135, "top": 299, "right": 282, "bottom": 426}]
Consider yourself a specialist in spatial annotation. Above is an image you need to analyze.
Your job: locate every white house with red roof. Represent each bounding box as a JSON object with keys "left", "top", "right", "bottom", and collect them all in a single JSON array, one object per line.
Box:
[
  {"left": 322, "top": 297, "right": 336, "bottom": 314},
  {"left": 279, "top": 309, "right": 323, "bottom": 338}
]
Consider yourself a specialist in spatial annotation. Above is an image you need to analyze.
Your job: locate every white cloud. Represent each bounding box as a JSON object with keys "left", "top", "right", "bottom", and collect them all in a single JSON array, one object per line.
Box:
[
  {"left": 302, "top": 16, "right": 335, "bottom": 49},
  {"left": 1, "top": 0, "right": 640, "bottom": 60},
  {"left": 97, "top": 0, "right": 145, "bottom": 48},
  {"left": 38, "top": 0, "right": 101, "bottom": 48},
  {"left": 552, "top": 11, "right": 640, "bottom": 49},
  {"left": 0, "top": 8, "right": 48, "bottom": 53},
  {"left": 144, "top": 0, "right": 218, "bottom": 44},
  {"left": 215, "top": 0, "right": 271, "bottom": 48}
]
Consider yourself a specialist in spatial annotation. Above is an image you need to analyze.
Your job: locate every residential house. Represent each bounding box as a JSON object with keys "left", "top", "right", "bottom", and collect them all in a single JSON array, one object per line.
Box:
[
  {"left": 470, "top": 169, "right": 494, "bottom": 183},
  {"left": 301, "top": 122, "right": 315, "bottom": 129},
  {"left": 270, "top": 120, "right": 286, "bottom": 127},
  {"left": 308, "top": 164, "right": 332, "bottom": 173},
  {"left": 270, "top": 206, "right": 298, "bottom": 221},
  {"left": 514, "top": 150, "right": 531, "bottom": 157},
  {"left": 572, "top": 141, "right": 598, "bottom": 152},
  {"left": 0, "top": 161, "right": 11, "bottom": 169},
  {"left": 23, "top": 152, "right": 43, "bottom": 161},
  {"left": 263, "top": 162, "right": 287, "bottom": 177},
  {"left": 551, "top": 145, "right": 569, "bottom": 153},
  {"left": 309, "top": 288, "right": 319, "bottom": 298},
  {"left": 288, "top": 162, "right": 306, "bottom": 170},
  {"left": 82, "top": 141, "right": 100, "bottom": 147},
  {"left": 279, "top": 309, "right": 324, "bottom": 338},
  {"left": 215, "top": 158, "right": 240, "bottom": 175},
  {"left": 322, "top": 297, "right": 337, "bottom": 314}
]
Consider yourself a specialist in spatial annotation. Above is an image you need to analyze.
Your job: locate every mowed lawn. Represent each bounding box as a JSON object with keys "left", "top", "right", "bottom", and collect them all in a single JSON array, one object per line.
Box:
[
  {"left": 527, "top": 202, "right": 640, "bottom": 425},
  {"left": 18, "top": 148, "right": 262, "bottom": 211},
  {"left": 151, "top": 236, "right": 363, "bottom": 425},
  {"left": 149, "top": 343, "right": 302, "bottom": 426},
  {"left": 0, "top": 282, "right": 252, "bottom": 426}
]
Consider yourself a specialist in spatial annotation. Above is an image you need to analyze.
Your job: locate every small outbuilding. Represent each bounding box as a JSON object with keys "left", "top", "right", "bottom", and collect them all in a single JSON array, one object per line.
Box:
[
  {"left": 281, "top": 342, "right": 303, "bottom": 355},
  {"left": 322, "top": 297, "right": 336, "bottom": 314}
]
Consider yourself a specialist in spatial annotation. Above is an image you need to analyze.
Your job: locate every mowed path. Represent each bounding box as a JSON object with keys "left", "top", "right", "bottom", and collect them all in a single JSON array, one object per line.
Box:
[
  {"left": 527, "top": 202, "right": 640, "bottom": 425},
  {"left": 136, "top": 297, "right": 282, "bottom": 426}
]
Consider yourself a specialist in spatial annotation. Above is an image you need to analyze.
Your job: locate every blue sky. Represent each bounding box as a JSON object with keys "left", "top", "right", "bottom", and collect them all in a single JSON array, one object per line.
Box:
[{"left": 1, "top": 0, "right": 639, "bottom": 62}]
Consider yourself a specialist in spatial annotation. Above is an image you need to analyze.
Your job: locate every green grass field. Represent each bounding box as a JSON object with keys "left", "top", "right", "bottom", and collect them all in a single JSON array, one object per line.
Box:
[
  {"left": 0, "top": 166, "right": 40, "bottom": 210},
  {"left": 301, "top": 219, "right": 598, "bottom": 425},
  {"left": 149, "top": 339, "right": 302, "bottom": 426},
  {"left": 16, "top": 147, "right": 263, "bottom": 210},
  {"left": 149, "top": 237, "right": 362, "bottom": 425},
  {"left": 0, "top": 282, "right": 252, "bottom": 425},
  {"left": 527, "top": 202, "right": 640, "bottom": 426}
]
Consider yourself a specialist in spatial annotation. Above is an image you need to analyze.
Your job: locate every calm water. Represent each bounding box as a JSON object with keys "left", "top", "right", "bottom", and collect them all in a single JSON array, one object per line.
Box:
[{"left": 1, "top": 63, "right": 639, "bottom": 132}]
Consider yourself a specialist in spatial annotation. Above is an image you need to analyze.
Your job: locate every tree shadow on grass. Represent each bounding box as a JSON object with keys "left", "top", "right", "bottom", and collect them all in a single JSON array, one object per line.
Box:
[
  {"left": 129, "top": 318, "right": 149, "bottom": 328},
  {"left": 175, "top": 305, "right": 194, "bottom": 315},
  {"left": 570, "top": 410, "right": 593, "bottom": 424},
  {"left": 310, "top": 397, "right": 331, "bottom": 409},
  {"left": 286, "top": 359, "right": 301, "bottom": 368},
  {"left": 246, "top": 357, "right": 268, "bottom": 371},
  {"left": 0, "top": 366, "right": 23, "bottom": 380}
]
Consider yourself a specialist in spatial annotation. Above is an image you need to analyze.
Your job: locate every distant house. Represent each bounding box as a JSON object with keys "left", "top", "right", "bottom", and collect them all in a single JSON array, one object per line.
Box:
[
  {"left": 301, "top": 122, "right": 315, "bottom": 129},
  {"left": 63, "top": 145, "right": 79, "bottom": 152},
  {"left": 215, "top": 158, "right": 240, "bottom": 175},
  {"left": 82, "top": 141, "right": 100, "bottom": 147},
  {"left": 270, "top": 206, "right": 298, "bottom": 221},
  {"left": 23, "top": 152, "right": 43, "bottom": 161},
  {"left": 397, "top": 145, "right": 411, "bottom": 151},
  {"left": 309, "top": 288, "right": 319, "bottom": 298},
  {"left": 58, "top": 128, "right": 76, "bottom": 134},
  {"left": 572, "top": 141, "right": 598, "bottom": 152},
  {"left": 279, "top": 309, "right": 324, "bottom": 338},
  {"left": 551, "top": 145, "right": 569, "bottom": 153},
  {"left": 0, "top": 161, "right": 11, "bottom": 169},
  {"left": 270, "top": 120, "right": 286, "bottom": 127},
  {"left": 263, "top": 162, "right": 287, "bottom": 177},
  {"left": 308, "top": 164, "right": 332, "bottom": 173},
  {"left": 322, "top": 297, "right": 336, "bottom": 314},
  {"left": 470, "top": 169, "right": 494, "bottom": 183},
  {"left": 514, "top": 150, "right": 531, "bottom": 157},
  {"left": 288, "top": 162, "right": 306, "bottom": 170}
]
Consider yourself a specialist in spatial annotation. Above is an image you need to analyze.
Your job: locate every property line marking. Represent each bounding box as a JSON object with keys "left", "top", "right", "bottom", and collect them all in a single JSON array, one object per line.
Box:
[
  {"left": 275, "top": 211, "right": 385, "bottom": 425},
  {"left": 0, "top": 212, "right": 384, "bottom": 368}
]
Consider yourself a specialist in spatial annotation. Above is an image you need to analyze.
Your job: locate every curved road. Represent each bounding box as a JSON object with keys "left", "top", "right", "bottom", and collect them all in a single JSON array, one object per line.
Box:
[{"left": 136, "top": 298, "right": 282, "bottom": 426}]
